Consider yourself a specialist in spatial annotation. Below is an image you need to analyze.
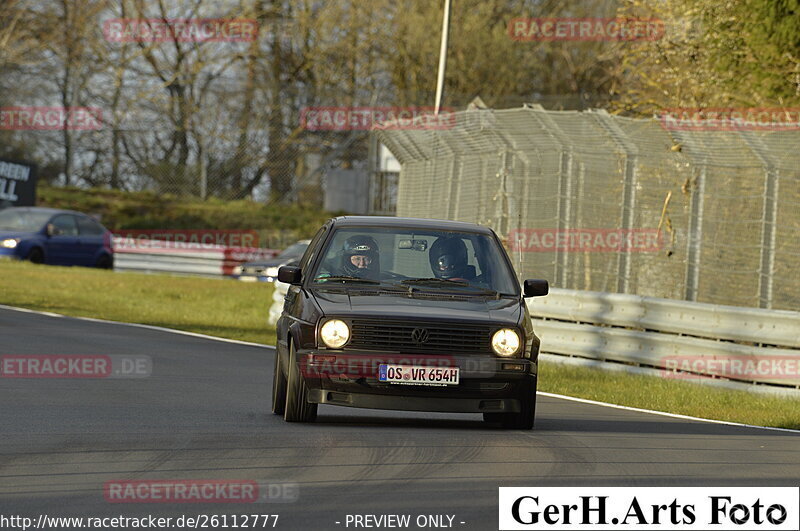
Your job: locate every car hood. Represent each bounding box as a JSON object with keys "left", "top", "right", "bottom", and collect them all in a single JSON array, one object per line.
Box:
[
  {"left": 0, "top": 230, "right": 38, "bottom": 239},
  {"left": 311, "top": 289, "right": 522, "bottom": 326}
]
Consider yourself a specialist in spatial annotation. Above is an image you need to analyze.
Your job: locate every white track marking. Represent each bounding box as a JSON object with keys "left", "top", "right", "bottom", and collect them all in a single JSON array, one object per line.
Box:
[{"left": 0, "top": 303, "right": 272, "bottom": 349}]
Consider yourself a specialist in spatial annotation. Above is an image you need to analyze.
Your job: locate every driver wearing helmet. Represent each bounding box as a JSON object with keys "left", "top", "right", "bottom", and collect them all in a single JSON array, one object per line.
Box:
[
  {"left": 340, "top": 235, "right": 380, "bottom": 279},
  {"left": 429, "top": 236, "right": 474, "bottom": 282}
]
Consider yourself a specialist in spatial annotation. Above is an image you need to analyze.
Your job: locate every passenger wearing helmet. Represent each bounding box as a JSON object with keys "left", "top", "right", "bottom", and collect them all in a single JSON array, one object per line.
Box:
[
  {"left": 429, "top": 236, "right": 474, "bottom": 282},
  {"left": 340, "top": 235, "right": 380, "bottom": 279}
]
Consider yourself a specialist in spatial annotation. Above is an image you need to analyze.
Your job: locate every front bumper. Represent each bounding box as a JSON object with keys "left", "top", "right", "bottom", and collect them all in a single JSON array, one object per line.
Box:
[
  {"left": 295, "top": 348, "right": 535, "bottom": 414},
  {"left": 307, "top": 388, "right": 523, "bottom": 413}
]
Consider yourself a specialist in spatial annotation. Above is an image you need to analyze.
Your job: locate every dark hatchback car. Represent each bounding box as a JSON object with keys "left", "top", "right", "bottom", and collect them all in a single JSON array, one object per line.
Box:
[
  {"left": 0, "top": 207, "right": 114, "bottom": 268},
  {"left": 272, "top": 216, "right": 548, "bottom": 429}
]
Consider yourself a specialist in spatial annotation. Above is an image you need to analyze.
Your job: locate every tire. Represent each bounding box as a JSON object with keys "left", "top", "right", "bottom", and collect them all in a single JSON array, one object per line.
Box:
[
  {"left": 283, "top": 340, "right": 317, "bottom": 423},
  {"left": 271, "top": 347, "right": 287, "bottom": 415},
  {"left": 26, "top": 247, "right": 44, "bottom": 264},
  {"left": 488, "top": 376, "right": 536, "bottom": 430},
  {"left": 95, "top": 254, "right": 113, "bottom": 269}
]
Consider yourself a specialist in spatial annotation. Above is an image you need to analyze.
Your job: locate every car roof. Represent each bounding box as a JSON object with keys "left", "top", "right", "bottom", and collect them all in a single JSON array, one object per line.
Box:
[
  {"left": 330, "top": 216, "right": 493, "bottom": 234},
  {"left": 2, "top": 206, "right": 90, "bottom": 217}
]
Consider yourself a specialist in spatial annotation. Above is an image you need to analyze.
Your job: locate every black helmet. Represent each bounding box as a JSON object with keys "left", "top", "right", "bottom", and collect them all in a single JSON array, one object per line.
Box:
[
  {"left": 341, "top": 235, "right": 379, "bottom": 277},
  {"left": 429, "top": 236, "right": 468, "bottom": 279}
]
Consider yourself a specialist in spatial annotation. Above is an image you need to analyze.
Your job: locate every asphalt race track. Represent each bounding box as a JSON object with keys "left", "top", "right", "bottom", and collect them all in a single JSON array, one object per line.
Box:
[{"left": 1, "top": 307, "right": 798, "bottom": 530}]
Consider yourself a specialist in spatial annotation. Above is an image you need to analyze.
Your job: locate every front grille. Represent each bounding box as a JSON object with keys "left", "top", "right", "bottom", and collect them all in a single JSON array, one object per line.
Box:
[{"left": 346, "top": 319, "right": 494, "bottom": 354}]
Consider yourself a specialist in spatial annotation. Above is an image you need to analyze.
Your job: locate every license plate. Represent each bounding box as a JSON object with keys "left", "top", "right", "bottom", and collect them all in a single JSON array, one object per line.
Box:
[{"left": 378, "top": 364, "right": 460, "bottom": 386}]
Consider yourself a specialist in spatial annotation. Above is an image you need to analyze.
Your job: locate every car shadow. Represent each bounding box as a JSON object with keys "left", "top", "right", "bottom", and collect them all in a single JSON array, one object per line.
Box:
[
  {"left": 309, "top": 412, "right": 800, "bottom": 437},
  {"left": 315, "top": 413, "right": 505, "bottom": 431}
]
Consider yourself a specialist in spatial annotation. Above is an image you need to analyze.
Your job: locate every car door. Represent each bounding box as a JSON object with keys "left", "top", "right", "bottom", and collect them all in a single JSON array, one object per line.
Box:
[
  {"left": 76, "top": 215, "right": 105, "bottom": 266},
  {"left": 45, "top": 214, "right": 80, "bottom": 265}
]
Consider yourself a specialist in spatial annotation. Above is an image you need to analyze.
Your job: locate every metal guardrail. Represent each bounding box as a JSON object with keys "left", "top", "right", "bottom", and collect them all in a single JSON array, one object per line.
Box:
[
  {"left": 528, "top": 288, "right": 800, "bottom": 387},
  {"left": 112, "top": 238, "right": 280, "bottom": 277}
]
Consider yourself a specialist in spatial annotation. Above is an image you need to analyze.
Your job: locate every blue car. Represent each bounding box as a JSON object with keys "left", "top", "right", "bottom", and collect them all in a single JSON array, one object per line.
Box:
[{"left": 0, "top": 207, "right": 114, "bottom": 268}]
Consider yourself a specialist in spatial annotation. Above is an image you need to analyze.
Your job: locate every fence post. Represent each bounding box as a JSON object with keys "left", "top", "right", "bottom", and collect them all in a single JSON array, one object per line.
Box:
[
  {"left": 666, "top": 130, "right": 706, "bottom": 302},
  {"left": 590, "top": 110, "right": 638, "bottom": 294},
  {"left": 446, "top": 157, "right": 462, "bottom": 220},
  {"left": 737, "top": 130, "right": 779, "bottom": 309},
  {"left": 367, "top": 134, "right": 379, "bottom": 213},
  {"left": 525, "top": 104, "right": 574, "bottom": 288},
  {"left": 685, "top": 165, "right": 706, "bottom": 302}
]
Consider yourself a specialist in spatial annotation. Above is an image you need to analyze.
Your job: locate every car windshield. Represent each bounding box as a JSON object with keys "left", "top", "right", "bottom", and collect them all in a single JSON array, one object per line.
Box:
[
  {"left": 278, "top": 242, "right": 308, "bottom": 258},
  {"left": 310, "top": 227, "right": 519, "bottom": 296},
  {"left": 0, "top": 209, "right": 52, "bottom": 232}
]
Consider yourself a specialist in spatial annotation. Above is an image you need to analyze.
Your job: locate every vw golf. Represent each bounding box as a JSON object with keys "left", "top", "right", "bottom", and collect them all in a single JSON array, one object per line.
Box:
[{"left": 272, "top": 216, "right": 548, "bottom": 429}]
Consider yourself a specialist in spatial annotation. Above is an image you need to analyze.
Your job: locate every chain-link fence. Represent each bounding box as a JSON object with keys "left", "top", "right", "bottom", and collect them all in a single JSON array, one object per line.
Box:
[{"left": 375, "top": 105, "right": 800, "bottom": 311}]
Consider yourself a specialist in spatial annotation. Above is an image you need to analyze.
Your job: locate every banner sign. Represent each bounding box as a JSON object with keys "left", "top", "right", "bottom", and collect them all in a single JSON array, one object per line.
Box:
[{"left": 0, "top": 158, "right": 37, "bottom": 207}]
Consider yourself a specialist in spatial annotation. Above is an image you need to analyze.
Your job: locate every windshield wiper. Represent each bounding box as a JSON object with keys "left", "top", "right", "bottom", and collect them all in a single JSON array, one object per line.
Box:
[
  {"left": 400, "top": 278, "right": 469, "bottom": 287},
  {"left": 313, "top": 275, "right": 380, "bottom": 284},
  {"left": 399, "top": 278, "right": 501, "bottom": 298}
]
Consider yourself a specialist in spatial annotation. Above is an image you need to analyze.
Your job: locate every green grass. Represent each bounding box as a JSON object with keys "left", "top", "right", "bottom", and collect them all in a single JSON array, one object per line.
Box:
[
  {"left": 539, "top": 363, "right": 800, "bottom": 430},
  {"left": 0, "top": 261, "right": 276, "bottom": 345},
  {"left": 2, "top": 260, "right": 799, "bottom": 430}
]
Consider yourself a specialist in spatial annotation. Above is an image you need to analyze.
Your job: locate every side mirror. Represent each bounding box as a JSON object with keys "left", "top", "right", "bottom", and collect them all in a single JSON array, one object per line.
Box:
[
  {"left": 277, "top": 265, "right": 303, "bottom": 285},
  {"left": 523, "top": 279, "right": 549, "bottom": 298}
]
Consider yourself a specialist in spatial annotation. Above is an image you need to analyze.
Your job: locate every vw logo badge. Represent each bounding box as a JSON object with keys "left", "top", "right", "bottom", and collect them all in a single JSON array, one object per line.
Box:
[{"left": 411, "top": 328, "right": 429, "bottom": 344}]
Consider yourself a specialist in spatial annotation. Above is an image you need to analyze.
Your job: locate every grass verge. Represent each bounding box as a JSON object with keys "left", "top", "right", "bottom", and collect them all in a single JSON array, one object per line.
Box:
[
  {"left": 2, "top": 260, "right": 798, "bottom": 429},
  {"left": 37, "top": 184, "right": 337, "bottom": 248},
  {"left": 0, "top": 261, "right": 276, "bottom": 345},
  {"left": 539, "top": 363, "right": 800, "bottom": 430}
]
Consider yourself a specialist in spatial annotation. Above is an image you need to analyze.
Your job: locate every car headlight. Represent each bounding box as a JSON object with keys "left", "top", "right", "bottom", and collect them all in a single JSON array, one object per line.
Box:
[
  {"left": 319, "top": 319, "right": 350, "bottom": 349},
  {"left": 265, "top": 266, "right": 280, "bottom": 277},
  {"left": 492, "top": 328, "right": 521, "bottom": 357},
  {"left": 1, "top": 238, "right": 20, "bottom": 249}
]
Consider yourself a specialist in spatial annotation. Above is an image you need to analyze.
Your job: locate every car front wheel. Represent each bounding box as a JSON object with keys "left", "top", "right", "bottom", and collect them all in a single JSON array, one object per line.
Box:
[
  {"left": 283, "top": 340, "right": 317, "bottom": 423},
  {"left": 271, "top": 348, "right": 287, "bottom": 415},
  {"left": 26, "top": 247, "right": 44, "bottom": 264}
]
